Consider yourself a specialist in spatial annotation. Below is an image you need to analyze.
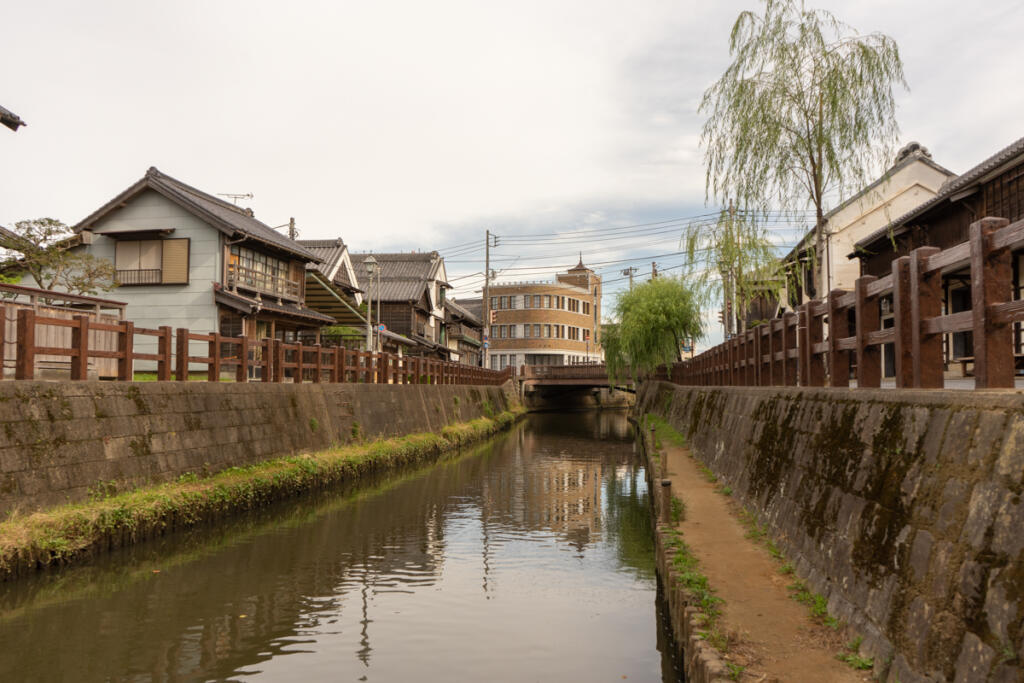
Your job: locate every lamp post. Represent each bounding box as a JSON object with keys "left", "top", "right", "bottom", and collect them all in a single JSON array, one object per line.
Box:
[{"left": 363, "top": 256, "right": 378, "bottom": 352}]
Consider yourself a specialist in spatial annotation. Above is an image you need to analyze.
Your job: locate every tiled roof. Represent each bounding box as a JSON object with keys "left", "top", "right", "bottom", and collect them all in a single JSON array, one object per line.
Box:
[
  {"left": 349, "top": 251, "right": 442, "bottom": 303},
  {"left": 297, "top": 238, "right": 360, "bottom": 291},
  {"left": 452, "top": 297, "right": 483, "bottom": 320},
  {"left": 855, "top": 136, "right": 1024, "bottom": 251},
  {"left": 0, "top": 105, "right": 26, "bottom": 132},
  {"left": 445, "top": 298, "right": 481, "bottom": 326},
  {"left": 74, "top": 167, "right": 316, "bottom": 261},
  {"left": 214, "top": 287, "right": 336, "bottom": 324}
]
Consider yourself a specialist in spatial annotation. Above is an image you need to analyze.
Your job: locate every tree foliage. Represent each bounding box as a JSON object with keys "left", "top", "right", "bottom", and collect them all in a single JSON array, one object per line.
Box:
[
  {"left": 700, "top": 0, "right": 906, "bottom": 296},
  {"left": 0, "top": 218, "right": 116, "bottom": 295},
  {"left": 680, "top": 207, "right": 784, "bottom": 335},
  {"left": 604, "top": 277, "right": 703, "bottom": 381}
]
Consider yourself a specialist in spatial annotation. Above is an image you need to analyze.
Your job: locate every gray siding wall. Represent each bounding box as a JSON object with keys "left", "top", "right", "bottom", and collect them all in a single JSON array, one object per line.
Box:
[{"left": 85, "top": 190, "right": 223, "bottom": 370}]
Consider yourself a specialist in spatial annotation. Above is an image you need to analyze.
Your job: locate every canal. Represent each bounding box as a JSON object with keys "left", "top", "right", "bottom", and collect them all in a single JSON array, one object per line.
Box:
[{"left": 0, "top": 410, "right": 681, "bottom": 682}]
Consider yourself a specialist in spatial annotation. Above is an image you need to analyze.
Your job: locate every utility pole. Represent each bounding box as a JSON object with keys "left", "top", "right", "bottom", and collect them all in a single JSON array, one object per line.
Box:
[
  {"left": 288, "top": 217, "right": 297, "bottom": 240},
  {"left": 483, "top": 229, "right": 491, "bottom": 369},
  {"left": 651, "top": 261, "right": 658, "bottom": 279},
  {"left": 621, "top": 266, "right": 637, "bottom": 290},
  {"left": 725, "top": 201, "right": 736, "bottom": 339}
]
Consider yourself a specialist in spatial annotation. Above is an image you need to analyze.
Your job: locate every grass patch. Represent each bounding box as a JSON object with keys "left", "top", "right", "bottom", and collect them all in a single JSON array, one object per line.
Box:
[
  {"left": 0, "top": 408, "right": 524, "bottom": 580},
  {"left": 663, "top": 528, "right": 731, "bottom": 656},
  {"left": 836, "top": 637, "right": 873, "bottom": 669},
  {"left": 671, "top": 495, "right": 686, "bottom": 523},
  {"left": 724, "top": 661, "right": 745, "bottom": 681},
  {"left": 718, "top": 485, "right": 733, "bottom": 496},
  {"left": 644, "top": 414, "right": 686, "bottom": 448},
  {"left": 698, "top": 465, "right": 718, "bottom": 484}
]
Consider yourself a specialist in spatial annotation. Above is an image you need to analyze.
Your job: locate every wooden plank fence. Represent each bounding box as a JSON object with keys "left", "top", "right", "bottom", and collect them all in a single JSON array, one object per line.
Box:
[
  {"left": 672, "top": 215, "right": 1024, "bottom": 390},
  {"left": 2, "top": 308, "right": 513, "bottom": 386}
]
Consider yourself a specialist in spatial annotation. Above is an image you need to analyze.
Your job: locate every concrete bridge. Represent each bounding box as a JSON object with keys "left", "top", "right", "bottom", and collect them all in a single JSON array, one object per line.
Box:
[{"left": 517, "top": 363, "right": 634, "bottom": 409}]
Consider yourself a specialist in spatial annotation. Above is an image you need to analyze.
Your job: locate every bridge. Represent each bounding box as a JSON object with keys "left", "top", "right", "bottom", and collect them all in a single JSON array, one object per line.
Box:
[{"left": 517, "top": 364, "right": 634, "bottom": 408}]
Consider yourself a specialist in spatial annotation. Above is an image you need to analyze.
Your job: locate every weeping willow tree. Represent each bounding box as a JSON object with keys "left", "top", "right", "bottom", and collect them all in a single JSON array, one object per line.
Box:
[
  {"left": 603, "top": 277, "right": 703, "bottom": 382},
  {"left": 681, "top": 207, "right": 784, "bottom": 336},
  {"left": 700, "top": 0, "right": 906, "bottom": 298}
]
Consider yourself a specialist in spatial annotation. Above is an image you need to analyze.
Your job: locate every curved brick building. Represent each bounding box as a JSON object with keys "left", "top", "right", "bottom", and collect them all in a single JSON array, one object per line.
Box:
[{"left": 486, "top": 260, "right": 602, "bottom": 371}]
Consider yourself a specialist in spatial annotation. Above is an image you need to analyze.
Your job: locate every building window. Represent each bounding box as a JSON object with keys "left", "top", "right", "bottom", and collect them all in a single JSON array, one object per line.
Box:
[
  {"left": 544, "top": 324, "right": 551, "bottom": 338},
  {"left": 524, "top": 324, "right": 531, "bottom": 338},
  {"left": 569, "top": 298, "right": 579, "bottom": 313},
  {"left": 491, "top": 354, "right": 498, "bottom": 368},
  {"left": 115, "top": 238, "right": 190, "bottom": 285},
  {"left": 508, "top": 324, "right": 517, "bottom": 338},
  {"left": 582, "top": 301, "right": 591, "bottom": 315},
  {"left": 228, "top": 245, "right": 297, "bottom": 298},
  {"left": 533, "top": 324, "right": 541, "bottom": 337},
  {"left": 509, "top": 295, "right": 517, "bottom": 309},
  {"left": 490, "top": 325, "right": 497, "bottom": 338},
  {"left": 500, "top": 296, "right": 507, "bottom": 309},
  {"left": 523, "top": 295, "right": 531, "bottom": 309},
  {"left": 500, "top": 325, "right": 506, "bottom": 338},
  {"left": 543, "top": 295, "right": 551, "bottom": 308},
  {"left": 533, "top": 295, "right": 541, "bottom": 308},
  {"left": 490, "top": 297, "right": 498, "bottom": 310}
]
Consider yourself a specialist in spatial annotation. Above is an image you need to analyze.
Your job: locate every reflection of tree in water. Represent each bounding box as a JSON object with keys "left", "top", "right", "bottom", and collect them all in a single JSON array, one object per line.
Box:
[{"left": 0, "top": 410, "right": 653, "bottom": 681}]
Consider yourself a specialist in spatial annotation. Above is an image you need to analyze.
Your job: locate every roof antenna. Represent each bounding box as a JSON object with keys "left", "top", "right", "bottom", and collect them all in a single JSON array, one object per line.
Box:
[{"left": 217, "top": 192, "right": 253, "bottom": 205}]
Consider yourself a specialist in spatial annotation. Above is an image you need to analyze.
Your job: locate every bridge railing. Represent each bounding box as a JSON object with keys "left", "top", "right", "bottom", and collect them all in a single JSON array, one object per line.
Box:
[
  {"left": 669, "top": 215, "right": 1024, "bottom": 390},
  {"left": 520, "top": 363, "right": 609, "bottom": 380}
]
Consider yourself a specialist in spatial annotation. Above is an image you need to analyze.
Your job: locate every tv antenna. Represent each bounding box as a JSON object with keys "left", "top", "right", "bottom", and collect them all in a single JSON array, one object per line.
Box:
[{"left": 217, "top": 192, "right": 253, "bottom": 205}]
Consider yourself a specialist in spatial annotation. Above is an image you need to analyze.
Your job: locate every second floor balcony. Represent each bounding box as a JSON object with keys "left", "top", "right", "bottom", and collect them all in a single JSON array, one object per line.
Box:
[{"left": 227, "top": 263, "right": 302, "bottom": 301}]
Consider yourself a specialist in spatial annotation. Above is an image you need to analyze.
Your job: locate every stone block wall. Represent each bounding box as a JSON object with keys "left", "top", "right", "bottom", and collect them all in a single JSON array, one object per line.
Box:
[
  {"left": 638, "top": 382, "right": 1023, "bottom": 683},
  {"left": 0, "top": 381, "right": 515, "bottom": 515}
]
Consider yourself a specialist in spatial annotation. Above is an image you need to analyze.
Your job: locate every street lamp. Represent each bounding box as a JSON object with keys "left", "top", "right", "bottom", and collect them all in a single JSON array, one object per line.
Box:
[{"left": 363, "top": 256, "right": 378, "bottom": 352}]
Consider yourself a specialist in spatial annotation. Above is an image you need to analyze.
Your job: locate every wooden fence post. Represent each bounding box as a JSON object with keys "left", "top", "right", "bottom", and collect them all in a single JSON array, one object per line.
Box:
[
  {"left": 337, "top": 347, "right": 346, "bottom": 383},
  {"left": 891, "top": 257, "right": 914, "bottom": 387},
  {"left": 808, "top": 303, "right": 825, "bottom": 386},
  {"left": 236, "top": 336, "right": 249, "bottom": 383},
  {"left": 71, "top": 315, "right": 90, "bottom": 380},
  {"left": 273, "top": 339, "right": 284, "bottom": 383},
  {"left": 15, "top": 308, "right": 35, "bottom": 380},
  {"left": 828, "top": 290, "right": 850, "bottom": 387},
  {"left": 783, "top": 312, "right": 798, "bottom": 385},
  {"left": 118, "top": 321, "right": 134, "bottom": 381},
  {"left": 0, "top": 305, "right": 5, "bottom": 379},
  {"left": 294, "top": 342, "right": 304, "bottom": 384},
  {"left": 910, "top": 247, "right": 943, "bottom": 388},
  {"left": 157, "top": 326, "right": 172, "bottom": 381},
  {"left": 313, "top": 344, "right": 323, "bottom": 383},
  {"left": 855, "top": 276, "right": 881, "bottom": 388},
  {"left": 208, "top": 332, "right": 221, "bottom": 382},
  {"left": 970, "top": 217, "right": 1014, "bottom": 388},
  {"left": 175, "top": 328, "right": 189, "bottom": 381}
]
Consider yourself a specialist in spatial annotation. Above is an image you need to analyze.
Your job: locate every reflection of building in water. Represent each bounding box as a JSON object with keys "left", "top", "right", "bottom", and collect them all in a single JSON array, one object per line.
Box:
[{"left": 480, "top": 429, "right": 640, "bottom": 555}]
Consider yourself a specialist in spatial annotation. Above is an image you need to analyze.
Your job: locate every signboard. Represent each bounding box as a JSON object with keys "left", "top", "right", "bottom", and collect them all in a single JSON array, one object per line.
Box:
[
  {"left": 378, "top": 324, "right": 386, "bottom": 332},
  {"left": 483, "top": 342, "right": 489, "bottom": 348}
]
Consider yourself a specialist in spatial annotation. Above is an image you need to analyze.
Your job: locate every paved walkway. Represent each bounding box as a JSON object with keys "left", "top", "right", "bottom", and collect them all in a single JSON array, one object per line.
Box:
[{"left": 660, "top": 443, "right": 870, "bottom": 682}]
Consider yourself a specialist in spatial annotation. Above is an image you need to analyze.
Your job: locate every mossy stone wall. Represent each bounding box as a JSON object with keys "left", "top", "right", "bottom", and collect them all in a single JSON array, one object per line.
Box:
[
  {"left": 638, "top": 381, "right": 1023, "bottom": 683},
  {"left": 0, "top": 381, "right": 515, "bottom": 515}
]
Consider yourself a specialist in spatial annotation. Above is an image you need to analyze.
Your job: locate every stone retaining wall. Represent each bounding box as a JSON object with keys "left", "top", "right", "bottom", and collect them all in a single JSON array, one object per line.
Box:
[
  {"left": 0, "top": 381, "right": 515, "bottom": 515},
  {"left": 638, "top": 382, "right": 1023, "bottom": 683}
]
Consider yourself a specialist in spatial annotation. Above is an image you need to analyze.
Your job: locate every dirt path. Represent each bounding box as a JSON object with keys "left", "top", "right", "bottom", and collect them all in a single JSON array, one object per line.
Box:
[{"left": 661, "top": 443, "right": 870, "bottom": 682}]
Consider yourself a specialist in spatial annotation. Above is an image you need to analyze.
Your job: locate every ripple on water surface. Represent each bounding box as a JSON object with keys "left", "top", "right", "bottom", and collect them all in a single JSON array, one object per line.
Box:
[{"left": 0, "top": 410, "right": 681, "bottom": 682}]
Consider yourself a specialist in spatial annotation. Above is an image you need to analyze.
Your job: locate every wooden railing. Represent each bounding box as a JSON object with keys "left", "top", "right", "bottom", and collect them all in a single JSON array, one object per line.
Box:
[
  {"left": 2, "top": 308, "right": 513, "bottom": 386},
  {"left": 226, "top": 263, "right": 302, "bottom": 301},
  {"left": 672, "top": 216, "right": 1024, "bottom": 390}
]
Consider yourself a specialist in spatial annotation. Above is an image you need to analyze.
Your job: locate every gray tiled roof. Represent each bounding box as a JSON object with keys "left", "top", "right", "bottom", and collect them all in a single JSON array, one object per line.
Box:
[
  {"left": 445, "top": 298, "right": 481, "bottom": 326},
  {"left": 75, "top": 167, "right": 316, "bottom": 261},
  {"left": 855, "top": 136, "right": 1024, "bottom": 251},
  {"left": 214, "top": 287, "right": 336, "bottom": 324},
  {"left": 297, "top": 238, "right": 359, "bottom": 291},
  {"left": 452, "top": 297, "right": 482, "bottom": 320},
  {"left": 349, "top": 252, "right": 442, "bottom": 303}
]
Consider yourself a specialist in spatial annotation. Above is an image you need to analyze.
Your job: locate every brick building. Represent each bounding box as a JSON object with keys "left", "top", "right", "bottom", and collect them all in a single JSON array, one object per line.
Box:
[{"left": 485, "top": 260, "right": 602, "bottom": 370}]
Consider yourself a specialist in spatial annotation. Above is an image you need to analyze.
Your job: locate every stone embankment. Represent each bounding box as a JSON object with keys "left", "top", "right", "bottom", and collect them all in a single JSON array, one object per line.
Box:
[
  {"left": 0, "top": 381, "right": 516, "bottom": 515},
  {"left": 638, "top": 382, "right": 1023, "bottom": 683}
]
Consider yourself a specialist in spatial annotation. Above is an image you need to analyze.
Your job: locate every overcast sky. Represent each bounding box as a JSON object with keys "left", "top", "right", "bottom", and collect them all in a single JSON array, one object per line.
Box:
[{"left": 3, "top": 1, "right": 1022, "bottom": 343}]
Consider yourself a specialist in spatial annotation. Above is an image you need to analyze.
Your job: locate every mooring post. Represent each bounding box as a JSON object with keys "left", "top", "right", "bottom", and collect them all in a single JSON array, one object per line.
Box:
[{"left": 661, "top": 479, "right": 672, "bottom": 525}]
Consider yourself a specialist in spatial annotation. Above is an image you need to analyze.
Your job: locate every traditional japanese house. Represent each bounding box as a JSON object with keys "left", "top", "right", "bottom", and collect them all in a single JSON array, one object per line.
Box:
[
  {"left": 444, "top": 299, "right": 483, "bottom": 366},
  {"left": 296, "top": 238, "right": 366, "bottom": 344},
  {"left": 852, "top": 136, "right": 1024, "bottom": 372},
  {"left": 71, "top": 167, "right": 335, "bottom": 368},
  {"left": 349, "top": 251, "right": 451, "bottom": 359}
]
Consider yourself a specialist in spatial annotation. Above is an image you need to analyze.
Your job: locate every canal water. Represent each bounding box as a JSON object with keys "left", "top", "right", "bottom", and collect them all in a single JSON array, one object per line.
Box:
[{"left": 0, "top": 410, "right": 681, "bottom": 682}]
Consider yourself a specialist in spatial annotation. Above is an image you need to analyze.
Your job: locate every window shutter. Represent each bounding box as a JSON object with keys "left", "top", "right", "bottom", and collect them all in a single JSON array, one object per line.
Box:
[{"left": 161, "top": 239, "right": 190, "bottom": 284}]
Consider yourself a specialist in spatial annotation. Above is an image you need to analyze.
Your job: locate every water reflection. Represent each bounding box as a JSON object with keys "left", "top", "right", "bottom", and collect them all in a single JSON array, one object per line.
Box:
[{"left": 0, "top": 410, "right": 679, "bottom": 682}]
